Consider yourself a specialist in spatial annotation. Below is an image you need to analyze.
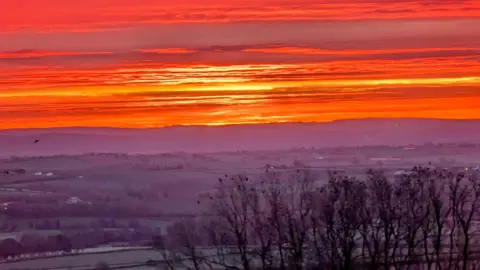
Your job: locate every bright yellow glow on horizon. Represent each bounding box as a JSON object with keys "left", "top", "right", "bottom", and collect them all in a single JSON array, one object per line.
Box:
[{"left": 2, "top": 76, "right": 480, "bottom": 98}]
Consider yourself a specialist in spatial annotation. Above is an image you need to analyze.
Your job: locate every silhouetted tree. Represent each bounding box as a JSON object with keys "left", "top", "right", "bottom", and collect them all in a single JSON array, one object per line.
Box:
[
  {"left": 157, "top": 166, "right": 480, "bottom": 270},
  {"left": 0, "top": 238, "right": 22, "bottom": 259},
  {"left": 19, "top": 233, "right": 46, "bottom": 254},
  {"left": 95, "top": 261, "right": 109, "bottom": 270}
]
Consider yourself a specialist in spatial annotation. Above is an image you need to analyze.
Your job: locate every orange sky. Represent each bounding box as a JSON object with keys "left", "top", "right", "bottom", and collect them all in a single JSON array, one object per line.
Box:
[{"left": 0, "top": 0, "right": 479, "bottom": 129}]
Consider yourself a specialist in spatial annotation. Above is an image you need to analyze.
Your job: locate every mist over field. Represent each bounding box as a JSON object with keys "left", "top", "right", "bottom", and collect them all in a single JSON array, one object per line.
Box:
[
  {"left": 1, "top": 119, "right": 480, "bottom": 269},
  {"left": 1, "top": 119, "right": 480, "bottom": 157}
]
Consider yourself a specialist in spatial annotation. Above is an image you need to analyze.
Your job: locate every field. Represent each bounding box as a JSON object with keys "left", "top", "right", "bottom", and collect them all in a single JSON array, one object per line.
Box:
[
  {"left": 1, "top": 145, "right": 479, "bottom": 216},
  {"left": 2, "top": 248, "right": 160, "bottom": 270},
  {"left": 1, "top": 144, "right": 480, "bottom": 269}
]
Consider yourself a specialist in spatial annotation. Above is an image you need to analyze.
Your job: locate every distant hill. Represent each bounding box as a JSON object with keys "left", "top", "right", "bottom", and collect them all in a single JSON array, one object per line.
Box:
[{"left": 0, "top": 118, "right": 479, "bottom": 157}]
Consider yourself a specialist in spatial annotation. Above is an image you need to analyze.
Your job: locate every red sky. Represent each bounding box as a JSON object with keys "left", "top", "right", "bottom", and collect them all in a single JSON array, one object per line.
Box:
[{"left": 1, "top": 0, "right": 479, "bottom": 129}]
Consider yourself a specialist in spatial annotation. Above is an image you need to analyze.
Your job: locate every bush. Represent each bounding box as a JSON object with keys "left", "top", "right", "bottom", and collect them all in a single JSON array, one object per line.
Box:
[{"left": 95, "top": 261, "right": 109, "bottom": 270}]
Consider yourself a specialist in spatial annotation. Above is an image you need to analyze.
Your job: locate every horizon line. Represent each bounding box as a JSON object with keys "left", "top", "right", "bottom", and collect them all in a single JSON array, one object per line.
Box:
[{"left": 2, "top": 117, "right": 480, "bottom": 131}]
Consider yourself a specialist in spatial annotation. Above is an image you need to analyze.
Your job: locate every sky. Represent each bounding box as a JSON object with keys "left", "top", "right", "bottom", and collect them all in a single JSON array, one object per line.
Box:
[{"left": 0, "top": 0, "right": 479, "bottom": 129}]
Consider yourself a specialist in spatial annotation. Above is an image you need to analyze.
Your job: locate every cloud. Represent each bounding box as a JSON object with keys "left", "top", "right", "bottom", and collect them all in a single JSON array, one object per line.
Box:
[
  {"left": 2, "top": 19, "right": 478, "bottom": 55},
  {"left": 0, "top": 50, "right": 113, "bottom": 59},
  {"left": 0, "top": 0, "right": 479, "bottom": 33},
  {"left": 1, "top": 0, "right": 479, "bottom": 128},
  {"left": 242, "top": 46, "right": 480, "bottom": 56},
  {"left": 3, "top": 85, "right": 480, "bottom": 129},
  {"left": 136, "top": 48, "right": 197, "bottom": 54},
  {"left": 2, "top": 43, "right": 479, "bottom": 70},
  {"left": 1, "top": 54, "right": 480, "bottom": 93}
]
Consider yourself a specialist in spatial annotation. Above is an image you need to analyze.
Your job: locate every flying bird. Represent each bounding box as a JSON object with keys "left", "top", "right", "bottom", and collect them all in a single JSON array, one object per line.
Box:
[{"left": 33, "top": 140, "right": 40, "bottom": 144}]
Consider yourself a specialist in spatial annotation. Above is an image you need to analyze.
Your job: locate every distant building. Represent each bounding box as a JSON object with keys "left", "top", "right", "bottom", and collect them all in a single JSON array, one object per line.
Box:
[
  {"left": 33, "top": 172, "right": 54, "bottom": 176},
  {"left": 264, "top": 164, "right": 288, "bottom": 170},
  {"left": 3, "top": 169, "right": 26, "bottom": 175},
  {"left": 66, "top": 197, "right": 91, "bottom": 205},
  {"left": 394, "top": 170, "right": 411, "bottom": 176},
  {"left": 2, "top": 202, "right": 12, "bottom": 210},
  {"left": 393, "top": 170, "right": 414, "bottom": 181}
]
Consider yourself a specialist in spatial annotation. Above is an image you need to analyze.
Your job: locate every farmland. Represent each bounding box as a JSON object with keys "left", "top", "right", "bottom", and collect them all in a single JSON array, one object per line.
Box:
[
  {"left": 1, "top": 143, "right": 479, "bottom": 269},
  {"left": 2, "top": 248, "right": 159, "bottom": 270}
]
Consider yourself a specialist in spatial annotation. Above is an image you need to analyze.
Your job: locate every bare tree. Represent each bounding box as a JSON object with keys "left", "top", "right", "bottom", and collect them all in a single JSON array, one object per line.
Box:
[
  {"left": 262, "top": 171, "right": 289, "bottom": 270},
  {"left": 209, "top": 175, "right": 254, "bottom": 270},
  {"left": 359, "top": 170, "right": 393, "bottom": 270},
  {"left": 418, "top": 167, "right": 454, "bottom": 270},
  {"left": 164, "top": 218, "right": 206, "bottom": 270},
  {"left": 360, "top": 170, "right": 404, "bottom": 270},
  {"left": 279, "top": 170, "right": 316, "bottom": 270},
  {"left": 157, "top": 166, "right": 480, "bottom": 270},
  {"left": 316, "top": 172, "right": 367, "bottom": 270},
  {"left": 450, "top": 172, "right": 480, "bottom": 270},
  {"left": 395, "top": 169, "right": 431, "bottom": 269},
  {"left": 246, "top": 177, "right": 274, "bottom": 270}
]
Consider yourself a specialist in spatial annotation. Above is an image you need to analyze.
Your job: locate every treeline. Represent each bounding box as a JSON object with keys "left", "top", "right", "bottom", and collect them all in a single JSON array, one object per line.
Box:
[
  {"left": 0, "top": 228, "right": 157, "bottom": 259},
  {"left": 2, "top": 202, "right": 162, "bottom": 219},
  {"left": 1, "top": 218, "right": 157, "bottom": 232},
  {"left": 157, "top": 166, "right": 480, "bottom": 270}
]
